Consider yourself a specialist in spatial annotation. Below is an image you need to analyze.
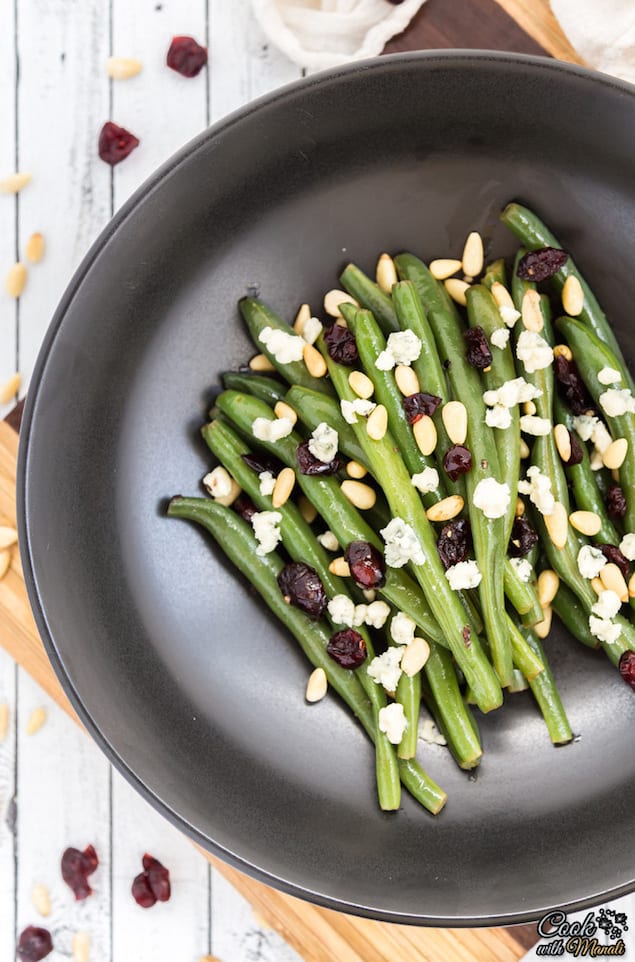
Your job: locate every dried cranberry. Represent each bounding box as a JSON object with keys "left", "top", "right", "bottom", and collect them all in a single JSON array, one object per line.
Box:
[
  {"left": 327, "top": 629, "right": 367, "bottom": 668},
  {"left": 516, "top": 247, "right": 568, "bottom": 282},
  {"left": 402, "top": 392, "right": 442, "bottom": 424},
  {"left": 132, "top": 872, "right": 157, "bottom": 908},
  {"left": 619, "top": 650, "right": 635, "bottom": 691},
  {"left": 61, "top": 844, "right": 98, "bottom": 900},
  {"left": 16, "top": 927, "right": 53, "bottom": 962},
  {"left": 554, "top": 354, "right": 592, "bottom": 416},
  {"left": 166, "top": 36, "right": 208, "bottom": 77},
  {"left": 464, "top": 327, "right": 492, "bottom": 370},
  {"left": 567, "top": 431, "right": 584, "bottom": 466},
  {"left": 233, "top": 493, "right": 257, "bottom": 522},
  {"left": 437, "top": 518, "right": 472, "bottom": 569},
  {"left": 508, "top": 516, "right": 539, "bottom": 558},
  {"left": 241, "top": 452, "right": 283, "bottom": 476},
  {"left": 324, "top": 323, "right": 358, "bottom": 366},
  {"left": 142, "top": 854, "right": 171, "bottom": 901},
  {"left": 606, "top": 484, "right": 628, "bottom": 521},
  {"left": 345, "top": 540, "right": 386, "bottom": 589},
  {"left": 598, "top": 544, "right": 630, "bottom": 580},
  {"left": 443, "top": 445, "right": 473, "bottom": 481},
  {"left": 296, "top": 440, "right": 341, "bottom": 476},
  {"left": 277, "top": 562, "right": 327, "bottom": 619},
  {"left": 98, "top": 122, "right": 139, "bottom": 166}
]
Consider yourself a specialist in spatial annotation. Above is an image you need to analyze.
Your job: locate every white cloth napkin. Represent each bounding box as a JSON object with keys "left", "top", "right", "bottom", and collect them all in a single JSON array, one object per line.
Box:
[
  {"left": 551, "top": 0, "right": 635, "bottom": 84},
  {"left": 250, "top": 0, "right": 427, "bottom": 70}
]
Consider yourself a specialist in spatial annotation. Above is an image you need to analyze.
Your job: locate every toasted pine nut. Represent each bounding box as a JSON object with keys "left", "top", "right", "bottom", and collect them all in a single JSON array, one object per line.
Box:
[
  {"left": 562, "top": 274, "right": 584, "bottom": 316},
  {"left": 612, "top": 468, "right": 620, "bottom": 482},
  {"left": 348, "top": 370, "right": 374, "bottom": 399},
  {"left": 31, "top": 884, "right": 51, "bottom": 917},
  {"left": 523, "top": 400, "right": 537, "bottom": 416},
  {"left": 273, "top": 400, "right": 297, "bottom": 425},
  {"left": 0, "top": 703, "right": 9, "bottom": 743},
  {"left": 554, "top": 423, "right": 572, "bottom": 463},
  {"left": 213, "top": 477, "right": 241, "bottom": 507},
  {"left": 340, "top": 480, "right": 376, "bottom": 510},
  {"left": 569, "top": 510, "right": 602, "bottom": 536},
  {"left": 26, "top": 707, "right": 47, "bottom": 736},
  {"left": 0, "top": 551, "right": 10, "bottom": 580},
  {"left": 249, "top": 352, "right": 275, "bottom": 372},
  {"left": 305, "top": 667, "right": 328, "bottom": 703},
  {"left": 5, "top": 263, "right": 27, "bottom": 298},
  {"left": 444, "top": 278, "right": 470, "bottom": 307},
  {"left": 490, "top": 281, "right": 515, "bottom": 310},
  {"left": 272, "top": 467, "right": 295, "bottom": 508},
  {"left": 603, "top": 438, "right": 628, "bottom": 470},
  {"left": 462, "top": 231, "right": 484, "bottom": 278},
  {"left": 521, "top": 289, "right": 543, "bottom": 332},
  {"left": 303, "top": 342, "right": 327, "bottom": 378},
  {"left": 591, "top": 577, "right": 604, "bottom": 596},
  {"left": 0, "top": 526, "right": 17, "bottom": 550},
  {"left": 394, "top": 365, "right": 419, "bottom": 396},
  {"left": 429, "top": 258, "right": 462, "bottom": 280},
  {"left": 519, "top": 438, "right": 530, "bottom": 459},
  {"left": 0, "top": 172, "right": 31, "bottom": 193},
  {"left": 335, "top": 317, "right": 348, "bottom": 328},
  {"left": 413, "top": 415, "right": 437, "bottom": 456},
  {"left": 107, "top": 56, "right": 143, "bottom": 79},
  {"left": 362, "top": 588, "right": 376, "bottom": 602},
  {"left": 537, "top": 569, "right": 560, "bottom": 607},
  {"left": 515, "top": 497, "right": 525, "bottom": 517},
  {"left": 329, "top": 556, "right": 351, "bottom": 577},
  {"left": 629, "top": 572, "right": 635, "bottom": 598},
  {"left": 366, "top": 404, "right": 388, "bottom": 441},
  {"left": 298, "top": 496, "right": 317, "bottom": 523},
  {"left": 323, "top": 289, "right": 358, "bottom": 318},
  {"left": 346, "top": 460, "right": 367, "bottom": 479},
  {"left": 441, "top": 401, "right": 468, "bottom": 445},
  {"left": 0, "top": 373, "right": 21, "bottom": 405},
  {"left": 25, "top": 232, "right": 45, "bottom": 264},
  {"left": 553, "top": 344, "right": 573, "bottom": 361},
  {"left": 293, "top": 303, "right": 311, "bottom": 335},
  {"left": 600, "top": 563, "right": 628, "bottom": 602},
  {"left": 534, "top": 606, "right": 553, "bottom": 639},
  {"left": 426, "top": 495, "right": 464, "bottom": 523},
  {"left": 73, "top": 930, "right": 90, "bottom": 962},
  {"left": 400, "top": 637, "right": 430, "bottom": 677},
  {"left": 376, "top": 253, "right": 398, "bottom": 293},
  {"left": 544, "top": 502, "right": 568, "bottom": 549}
]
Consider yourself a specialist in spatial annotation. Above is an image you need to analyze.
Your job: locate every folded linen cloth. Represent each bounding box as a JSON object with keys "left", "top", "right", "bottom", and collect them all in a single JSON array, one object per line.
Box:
[{"left": 551, "top": 0, "right": 635, "bottom": 84}]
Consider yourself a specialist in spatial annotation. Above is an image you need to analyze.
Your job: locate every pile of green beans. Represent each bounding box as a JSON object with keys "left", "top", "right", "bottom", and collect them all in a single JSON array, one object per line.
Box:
[{"left": 168, "top": 203, "right": 635, "bottom": 816}]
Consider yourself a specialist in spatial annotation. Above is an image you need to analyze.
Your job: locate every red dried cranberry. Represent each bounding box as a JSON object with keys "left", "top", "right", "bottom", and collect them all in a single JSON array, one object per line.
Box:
[
  {"left": 619, "top": 650, "right": 635, "bottom": 691},
  {"left": 402, "top": 392, "right": 442, "bottom": 424},
  {"left": 233, "top": 493, "right": 257, "bottom": 522},
  {"left": 554, "top": 354, "right": 592, "bottom": 416},
  {"left": 516, "top": 247, "right": 568, "bottom": 282},
  {"left": 464, "top": 327, "right": 492, "bottom": 370},
  {"left": 241, "top": 452, "right": 283, "bottom": 476},
  {"left": 296, "top": 440, "right": 341, "bottom": 476},
  {"left": 142, "top": 854, "right": 171, "bottom": 902},
  {"left": 16, "top": 928, "right": 53, "bottom": 962},
  {"left": 327, "top": 629, "right": 367, "bottom": 668},
  {"left": 345, "top": 540, "right": 386, "bottom": 589},
  {"left": 277, "top": 562, "right": 327, "bottom": 619},
  {"left": 567, "top": 431, "right": 584, "bottom": 466},
  {"left": 167, "top": 36, "right": 208, "bottom": 77},
  {"left": 598, "top": 544, "right": 630, "bottom": 580},
  {"left": 443, "top": 445, "right": 473, "bottom": 481},
  {"left": 132, "top": 871, "right": 157, "bottom": 908},
  {"left": 437, "top": 518, "right": 472, "bottom": 569},
  {"left": 61, "top": 844, "right": 98, "bottom": 900},
  {"left": 606, "top": 484, "right": 628, "bottom": 521},
  {"left": 324, "top": 323, "right": 358, "bottom": 366},
  {"left": 508, "top": 516, "right": 538, "bottom": 558},
  {"left": 98, "top": 122, "right": 139, "bottom": 166}
]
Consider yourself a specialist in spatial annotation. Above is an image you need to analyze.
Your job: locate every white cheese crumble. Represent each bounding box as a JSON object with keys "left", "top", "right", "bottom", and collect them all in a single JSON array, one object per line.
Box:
[
  {"left": 340, "top": 398, "right": 376, "bottom": 424},
  {"left": 520, "top": 415, "right": 552, "bottom": 436},
  {"left": 592, "top": 421, "right": 613, "bottom": 454},
  {"left": 302, "top": 316, "right": 323, "bottom": 346},
  {"left": 411, "top": 466, "right": 440, "bottom": 494},
  {"left": 251, "top": 510, "right": 282, "bottom": 556},
  {"left": 597, "top": 366, "right": 622, "bottom": 386},
  {"left": 485, "top": 404, "right": 513, "bottom": 430},
  {"left": 591, "top": 590, "right": 622, "bottom": 620},
  {"left": 588, "top": 616, "right": 622, "bottom": 645},
  {"left": 378, "top": 702, "right": 408, "bottom": 744},
  {"left": 490, "top": 327, "right": 510, "bottom": 350},
  {"left": 518, "top": 465, "right": 555, "bottom": 516},
  {"left": 418, "top": 717, "right": 447, "bottom": 746},
  {"left": 252, "top": 416, "right": 294, "bottom": 442},
  {"left": 203, "top": 466, "right": 233, "bottom": 499},
  {"left": 599, "top": 387, "right": 635, "bottom": 418},
  {"left": 445, "top": 559, "right": 482, "bottom": 590},
  {"left": 380, "top": 517, "right": 426, "bottom": 567},
  {"left": 390, "top": 611, "right": 417, "bottom": 646},
  {"left": 258, "top": 326, "right": 304, "bottom": 364},
  {"left": 308, "top": 422, "right": 338, "bottom": 463},
  {"left": 365, "top": 600, "right": 391, "bottom": 629},
  {"left": 258, "top": 471, "right": 276, "bottom": 496},
  {"left": 500, "top": 304, "right": 521, "bottom": 328},
  {"left": 317, "top": 530, "right": 339, "bottom": 552},
  {"left": 472, "top": 478, "right": 511, "bottom": 520},
  {"left": 577, "top": 544, "right": 607, "bottom": 580},
  {"left": 572, "top": 415, "right": 597, "bottom": 442},
  {"left": 619, "top": 533, "right": 635, "bottom": 561},
  {"left": 368, "top": 647, "right": 403, "bottom": 693},
  {"left": 327, "top": 594, "right": 356, "bottom": 627},
  {"left": 516, "top": 330, "right": 554, "bottom": 373},
  {"left": 510, "top": 557, "right": 533, "bottom": 583},
  {"left": 483, "top": 377, "right": 541, "bottom": 410},
  {"left": 375, "top": 330, "right": 422, "bottom": 371}
]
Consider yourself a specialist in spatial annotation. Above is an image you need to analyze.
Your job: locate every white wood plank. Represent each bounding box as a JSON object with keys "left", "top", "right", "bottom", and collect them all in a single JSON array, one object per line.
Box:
[
  {"left": 15, "top": 671, "right": 112, "bottom": 959},
  {"left": 0, "top": 0, "right": 18, "bottom": 414},
  {"left": 0, "top": 650, "right": 17, "bottom": 962}
]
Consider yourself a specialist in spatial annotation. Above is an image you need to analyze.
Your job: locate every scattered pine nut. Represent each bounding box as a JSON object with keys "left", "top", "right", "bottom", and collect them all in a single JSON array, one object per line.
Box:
[
  {"left": 602, "top": 438, "right": 628, "bottom": 470},
  {"left": 544, "top": 502, "right": 568, "bottom": 549},
  {"left": 303, "top": 342, "right": 327, "bottom": 378},
  {"left": 0, "top": 172, "right": 31, "bottom": 194},
  {"left": 401, "top": 637, "right": 430, "bottom": 677},
  {"left": 444, "top": 278, "right": 470, "bottom": 307},
  {"left": 107, "top": 56, "right": 143, "bottom": 79},
  {"left": 628, "top": 572, "right": 635, "bottom": 598},
  {"left": 521, "top": 289, "right": 543, "bottom": 332},
  {"left": 26, "top": 707, "right": 47, "bottom": 736},
  {"left": 298, "top": 496, "right": 317, "bottom": 523},
  {"left": 272, "top": 467, "right": 295, "bottom": 508},
  {"left": 429, "top": 258, "right": 462, "bottom": 280},
  {"left": 335, "top": 317, "right": 348, "bottom": 328},
  {"left": 249, "top": 353, "right": 275, "bottom": 372},
  {"left": 0, "top": 551, "right": 10, "bottom": 580},
  {"left": 515, "top": 497, "right": 525, "bottom": 517},
  {"left": 0, "top": 703, "right": 9, "bottom": 743},
  {"left": 553, "top": 344, "right": 573, "bottom": 361},
  {"left": 293, "top": 303, "right": 311, "bottom": 335},
  {"left": 213, "top": 478, "right": 241, "bottom": 508},
  {"left": 569, "top": 510, "right": 601, "bottom": 536},
  {"left": 375, "top": 253, "right": 398, "bottom": 293},
  {"left": 394, "top": 365, "right": 419, "bottom": 396},
  {"left": 366, "top": 404, "right": 388, "bottom": 441},
  {"left": 523, "top": 400, "right": 537, "bottom": 416},
  {"left": 323, "top": 289, "right": 358, "bottom": 318},
  {"left": 25, "top": 232, "right": 45, "bottom": 264},
  {"left": 31, "top": 884, "right": 51, "bottom": 917},
  {"left": 490, "top": 281, "right": 515, "bottom": 310},
  {"left": 5, "top": 263, "right": 27, "bottom": 298},
  {"left": 462, "top": 231, "right": 484, "bottom": 278},
  {"left": 348, "top": 370, "right": 374, "bottom": 399},
  {"left": 426, "top": 495, "right": 464, "bottom": 523},
  {"left": 412, "top": 415, "right": 437, "bottom": 456},
  {"left": 554, "top": 423, "right": 572, "bottom": 463},
  {"left": 562, "top": 274, "right": 584, "bottom": 316},
  {"left": 329, "top": 556, "right": 351, "bottom": 577},
  {"left": 600, "top": 563, "right": 628, "bottom": 602},
  {"left": 590, "top": 577, "right": 604, "bottom": 596},
  {"left": 346, "top": 460, "right": 367, "bottom": 479},
  {"left": 72, "top": 930, "right": 90, "bottom": 962},
  {"left": 0, "top": 526, "right": 17, "bottom": 550},
  {"left": 519, "top": 438, "right": 530, "bottom": 459},
  {"left": 340, "top": 480, "right": 376, "bottom": 510},
  {"left": 273, "top": 400, "right": 297, "bottom": 425},
  {"left": 362, "top": 588, "right": 376, "bottom": 602},
  {"left": 611, "top": 468, "right": 620, "bottom": 482},
  {"left": 305, "top": 667, "right": 328, "bottom": 703},
  {"left": 0, "top": 373, "right": 21, "bottom": 405},
  {"left": 537, "top": 569, "right": 560, "bottom": 608},
  {"left": 442, "top": 401, "right": 467, "bottom": 445},
  {"left": 534, "top": 606, "right": 553, "bottom": 639}
]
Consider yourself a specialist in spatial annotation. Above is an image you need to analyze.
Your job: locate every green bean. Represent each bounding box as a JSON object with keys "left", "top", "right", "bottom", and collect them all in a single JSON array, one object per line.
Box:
[
  {"left": 339, "top": 263, "right": 399, "bottom": 334},
  {"left": 395, "top": 669, "right": 420, "bottom": 760},
  {"left": 285, "top": 385, "right": 369, "bottom": 468},
  {"left": 551, "top": 582, "right": 599, "bottom": 649},
  {"left": 504, "top": 561, "right": 543, "bottom": 625},
  {"left": 507, "top": 614, "right": 544, "bottom": 681},
  {"left": 221, "top": 371, "right": 288, "bottom": 407},
  {"left": 482, "top": 258, "right": 506, "bottom": 290},
  {"left": 422, "top": 644, "right": 482, "bottom": 769},
  {"left": 514, "top": 620, "right": 573, "bottom": 745}
]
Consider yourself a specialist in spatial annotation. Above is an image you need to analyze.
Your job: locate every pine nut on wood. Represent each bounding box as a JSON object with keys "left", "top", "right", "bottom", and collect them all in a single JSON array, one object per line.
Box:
[
  {"left": 538, "top": 569, "right": 560, "bottom": 607},
  {"left": 272, "top": 467, "right": 295, "bottom": 508},
  {"left": 0, "top": 373, "right": 21, "bottom": 405},
  {"left": 298, "top": 496, "right": 317, "bottom": 524},
  {"left": 273, "top": 400, "right": 297, "bottom": 425},
  {"left": 31, "top": 883, "right": 51, "bottom": 917},
  {"left": 323, "top": 289, "right": 358, "bottom": 318},
  {"left": 73, "top": 930, "right": 90, "bottom": 962},
  {"left": 375, "top": 253, "right": 398, "bottom": 293},
  {"left": 341, "top": 480, "right": 376, "bottom": 510},
  {"left": 441, "top": 401, "right": 467, "bottom": 445},
  {"left": 553, "top": 423, "right": 571, "bottom": 462},
  {"left": 429, "top": 258, "right": 462, "bottom": 280},
  {"left": 0, "top": 526, "right": 17, "bottom": 550},
  {"left": 0, "top": 703, "right": 9, "bottom": 743},
  {"left": 534, "top": 606, "right": 553, "bottom": 639},
  {"left": 426, "top": 495, "right": 464, "bottom": 523},
  {"left": 569, "top": 510, "right": 601, "bottom": 536},
  {"left": 366, "top": 404, "right": 388, "bottom": 441},
  {"left": 562, "top": 274, "right": 584, "bottom": 316},
  {"left": 305, "top": 667, "right": 328, "bottom": 703},
  {"left": 346, "top": 460, "right": 367, "bottom": 479},
  {"left": 348, "top": 370, "right": 374, "bottom": 399},
  {"left": 544, "top": 501, "right": 568, "bottom": 549},
  {"left": 26, "top": 706, "right": 47, "bottom": 736},
  {"left": 249, "top": 353, "right": 275, "bottom": 372},
  {"left": 5, "top": 263, "right": 27, "bottom": 298},
  {"left": 444, "top": 278, "right": 470, "bottom": 307},
  {"left": 400, "top": 637, "right": 430, "bottom": 677},
  {"left": 413, "top": 415, "right": 437, "bottom": 456},
  {"left": 0, "top": 172, "right": 31, "bottom": 193},
  {"left": 553, "top": 343, "right": 573, "bottom": 361},
  {"left": 303, "top": 342, "right": 327, "bottom": 378},
  {"left": 0, "top": 550, "right": 10, "bottom": 580},
  {"left": 600, "top": 563, "right": 628, "bottom": 602},
  {"left": 521, "top": 289, "right": 543, "bottom": 332},
  {"left": 462, "top": 231, "right": 484, "bottom": 278},
  {"left": 490, "top": 281, "right": 515, "bottom": 310},
  {"left": 107, "top": 56, "right": 143, "bottom": 79},
  {"left": 329, "top": 556, "right": 351, "bottom": 577},
  {"left": 394, "top": 365, "right": 419, "bottom": 396},
  {"left": 25, "top": 232, "right": 45, "bottom": 264},
  {"left": 602, "top": 438, "right": 628, "bottom": 470},
  {"left": 293, "top": 303, "right": 311, "bottom": 335}
]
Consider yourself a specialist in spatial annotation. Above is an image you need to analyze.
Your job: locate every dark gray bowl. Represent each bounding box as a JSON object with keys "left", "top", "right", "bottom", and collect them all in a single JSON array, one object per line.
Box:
[{"left": 18, "top": 51, "right": 635, "bottom": 925}]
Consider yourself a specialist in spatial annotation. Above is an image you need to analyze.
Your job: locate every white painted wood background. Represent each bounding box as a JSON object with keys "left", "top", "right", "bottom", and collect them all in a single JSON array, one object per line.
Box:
[{"left": 0, "top": 1, "right": 305, "bottom": 959}]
